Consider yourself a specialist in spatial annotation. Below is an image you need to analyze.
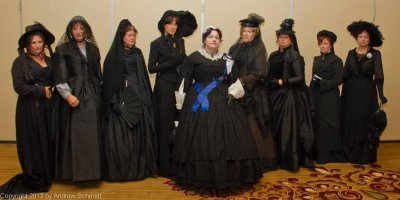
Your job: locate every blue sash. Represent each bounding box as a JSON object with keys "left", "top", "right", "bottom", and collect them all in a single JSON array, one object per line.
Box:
[
  {"left": 191, "top": 55, "right": 229, "bottom": 112},
  {"left": 191, "top": 78, "right": 223, "bottom": 112}
]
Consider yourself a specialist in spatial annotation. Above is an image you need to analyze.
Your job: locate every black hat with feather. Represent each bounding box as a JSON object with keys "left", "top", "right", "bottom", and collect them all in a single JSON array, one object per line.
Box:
[
  {"left": 276, "top": 18, "right": 299, "bottom": 53},
  {"left": 239, "top": 13, "right": 265, "bottom": 27},
  {"left": 347, "top": 20, "right": 383, "bottom": 47},
  {"left": 158, "top": 10, "right": 197, "bottom": 37}
]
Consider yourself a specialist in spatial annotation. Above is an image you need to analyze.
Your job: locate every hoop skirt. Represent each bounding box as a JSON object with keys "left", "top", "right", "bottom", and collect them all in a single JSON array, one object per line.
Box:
[{"left": 171, "top": 51, "right": 262, "bottom": 188}]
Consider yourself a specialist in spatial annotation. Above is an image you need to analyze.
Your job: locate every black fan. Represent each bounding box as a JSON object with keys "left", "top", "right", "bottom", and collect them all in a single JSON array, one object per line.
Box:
[{"left": 119, "top": 86, "right": 143, "bottom": 128}]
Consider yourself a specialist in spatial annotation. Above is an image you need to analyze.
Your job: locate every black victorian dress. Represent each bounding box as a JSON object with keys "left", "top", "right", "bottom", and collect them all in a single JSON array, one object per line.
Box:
[
  {"left": 341, "top": 48, "right": 385, "bottom": 164},
  {"left": 53, "top": 42, "right": 102, "bottom": 181},
  {"left": 171, "top": 50, "right": 262, "bottom": 188},
  {"left": 266, "top": 47, "right": 315, "bottom": 171},
  {"left": 310, "top": 52, "right": 346, "bottom": 164},
  {"left": 229, "top": 37, "right": 277, "bottom": 172},
  {"left": 0, "top": 54, "right": 53, "bottom": 195},
  {"left": 103, "top": 48, "right": 157, "bottom": 180},
  {"left": 148, "top": 35, "right": 185, "bottom": 177}
]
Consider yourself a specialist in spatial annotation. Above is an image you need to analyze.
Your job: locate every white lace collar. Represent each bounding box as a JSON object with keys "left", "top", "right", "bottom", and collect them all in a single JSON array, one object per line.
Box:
[{"left": 198, "top": 48, "right": 223, "bottom": 61}]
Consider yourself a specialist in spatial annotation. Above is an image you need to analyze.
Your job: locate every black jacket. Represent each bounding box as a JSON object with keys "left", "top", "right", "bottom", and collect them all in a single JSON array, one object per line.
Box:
[{"left": 148, "top": 35, "right": 185, "bottom": 83}]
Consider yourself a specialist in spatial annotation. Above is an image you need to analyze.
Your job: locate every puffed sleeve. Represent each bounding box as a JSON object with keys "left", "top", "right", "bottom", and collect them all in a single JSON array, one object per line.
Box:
[
  {"left": 11, "top": 58, "right": 45, "bottom": 98},
  {"left": 53, "top": 45, "right": 69, "bottom": 84}
]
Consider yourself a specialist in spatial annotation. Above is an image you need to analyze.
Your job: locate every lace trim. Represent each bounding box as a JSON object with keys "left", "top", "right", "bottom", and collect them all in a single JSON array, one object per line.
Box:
[{"left": 198, "top": 48, "right": 223, "bottom": 61}]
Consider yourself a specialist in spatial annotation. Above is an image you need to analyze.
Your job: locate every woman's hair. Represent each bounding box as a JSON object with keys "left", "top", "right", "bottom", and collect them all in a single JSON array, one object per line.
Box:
[
  {"left": 164, "top": 16, "right": 179, "bottom": 27},
  {"left": 202, "top": 27, "right": 222, "bottom": 43},
  {"left": 317, "top": 36, "right": 334, "bottom": 46},
  {"left": 125, "top": 25, "right": 138, "bottom": 34}
]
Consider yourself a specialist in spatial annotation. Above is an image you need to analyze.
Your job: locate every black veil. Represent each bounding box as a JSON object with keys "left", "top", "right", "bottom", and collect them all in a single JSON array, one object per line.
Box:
[
  {"left": 102, "top": 19, "right": 131, "bottom": 118},
  {"left": 57, "top": 15, "right": 98, "bottom": 47},
  {"left": 102, "top": 19, "right": 153, "bottom": 121}
]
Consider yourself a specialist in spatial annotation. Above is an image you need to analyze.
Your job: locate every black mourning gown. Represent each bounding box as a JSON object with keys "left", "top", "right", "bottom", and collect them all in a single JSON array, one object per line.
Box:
[
  {"left": 266, "top": 48, "right": 315, "bottom": 171},
  {"left": 0, "top": 55, "right": 53, "bottom": 196},
  {"left": 104, "top": 48, "right": 157, "bottom": 180},
  {"left": 341, "top": 48, "right": 384, "bottom": 164},
  {"left": 310, "top": 52, "right": 346, "bottom": 164},
  {"left": 170, "top": 51, "right": 262, "bottom": 188},
  {"left": 53, "top": 42, "right": 102, "bottom": 181}
]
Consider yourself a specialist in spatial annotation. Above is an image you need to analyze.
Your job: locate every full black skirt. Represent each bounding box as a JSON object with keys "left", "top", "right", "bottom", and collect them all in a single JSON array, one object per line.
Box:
[
  {"left": 0, "top": 97, "right": 52, "bottom": 196},
  {"left": 268, "top": 86, "right": 315, "bottom": 171},
  {"left": 53, "top": 80, "right": 102, "bottom": 181},
  {"left": 171, "top": 82, "right": 262, "bottom": 188},
  {"left": 104, "top": 81, "right": 157, "bottom": 180}
]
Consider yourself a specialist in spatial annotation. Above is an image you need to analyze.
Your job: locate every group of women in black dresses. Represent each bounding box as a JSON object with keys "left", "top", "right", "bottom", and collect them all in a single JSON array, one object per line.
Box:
[{"left": 1, "top": 10, "right": 387, "bottom": 197}]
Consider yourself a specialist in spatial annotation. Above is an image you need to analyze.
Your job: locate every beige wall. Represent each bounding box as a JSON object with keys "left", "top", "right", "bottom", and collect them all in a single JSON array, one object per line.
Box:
[{"left": 1, "top": 0, "right": 399, "bottom": 141}]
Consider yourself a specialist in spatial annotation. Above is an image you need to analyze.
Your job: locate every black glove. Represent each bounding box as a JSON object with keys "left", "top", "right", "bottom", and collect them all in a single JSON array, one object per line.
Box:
[
  {"left": 226, "top": 94, "right": 235, "bottom": 108},
  {"left": 312, "top": 74, "right": 322, "bottom": 85},
  {"left": 380, "top": 96, "right": 388, "bottom": 104}
]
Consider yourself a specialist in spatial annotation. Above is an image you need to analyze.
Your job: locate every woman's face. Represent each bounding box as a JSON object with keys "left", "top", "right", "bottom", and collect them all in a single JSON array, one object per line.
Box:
[
  {"left": 123, "top": 29, "right": 136, "bottom": 48},
  {"left": 27, "top": 35, "right": 44, "bottom": 56},
  {"left": 71, "top": 23, "right": 85, "bottom": 42},
  {"left": 319, "top": 38, "right": 332, "bottom": 54},
  {"left": 278, "top": 34, "right": 292, "bottom": 49},
  {"left": 164, "top": 18, "right": 178, "bottom": 36},
  {"left": 357, "top": 30, "right": 370, "bottom": 48},
  {"left": 241, "top": 27, "right": 256, "bottom": 43},
  {"left": 203, "top": 30, "right": 221, "bottom": 50}
]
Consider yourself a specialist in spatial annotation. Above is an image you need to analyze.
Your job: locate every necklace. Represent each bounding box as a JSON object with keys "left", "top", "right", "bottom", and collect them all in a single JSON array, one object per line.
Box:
[{"left": 356, "top": 47, "right": 370, "bottom": 54}]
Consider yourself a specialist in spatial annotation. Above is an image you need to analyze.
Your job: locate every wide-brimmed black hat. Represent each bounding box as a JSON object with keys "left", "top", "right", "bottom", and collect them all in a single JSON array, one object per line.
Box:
[
  {"left": 157, "top": 10, "right": 197, "bottom": 37},
  {"left": 18, "top": 22, "right": 55, "bottom": 49},
  {"left": 347, "top": 20, "right": 383, "bottom": 47},
  {"left": 239, "top": 13, "right": 265, "bottom": 27},
  {"left": 317, "top": 30, "right": 337, "bottom": 43}
]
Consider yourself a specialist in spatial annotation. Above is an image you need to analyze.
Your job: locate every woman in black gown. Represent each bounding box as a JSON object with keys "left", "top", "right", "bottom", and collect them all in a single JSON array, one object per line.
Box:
[
  {"left": 310, "top": 30, "right": 346, "bottom": 164},
  {"left": 102, "top": 19, "right": 157, "bottom": 180},
  {"left": 53, "top": 16, "right": 103, "bottom": 181},
  {"left": 148, "top": 10, "right": 197, "bottom": 177},
  {"left": 171, "top": 27, "right": 262, "bottom": 188},
  {"left": 265, "top": 19, "right": 314, "bottom": 171},
  {"left": 341, "top": 21, "right": 387, "bottom": 164},
  {"left": 228, "top": 13, "right": 277, "bottom": 172},
  {"left": 0, "top": 22, "right": 54, "bottom": 196}
]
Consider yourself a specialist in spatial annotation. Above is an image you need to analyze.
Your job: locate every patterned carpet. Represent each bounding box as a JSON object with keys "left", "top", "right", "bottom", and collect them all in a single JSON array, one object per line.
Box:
[{"left": 165, "top": 164, "right": 400, "bottom": 199}]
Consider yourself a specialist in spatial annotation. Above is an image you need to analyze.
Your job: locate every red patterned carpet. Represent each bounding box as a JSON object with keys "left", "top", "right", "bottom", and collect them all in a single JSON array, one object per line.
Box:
[{"left": 165, "top": 164, "right": 400, "bottom": 199}]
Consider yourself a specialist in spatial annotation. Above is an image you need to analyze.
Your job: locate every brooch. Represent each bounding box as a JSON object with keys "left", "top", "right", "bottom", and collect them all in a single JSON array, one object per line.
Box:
[{"left": 366, "top": 52, "right": 372, "bottom": 58}]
